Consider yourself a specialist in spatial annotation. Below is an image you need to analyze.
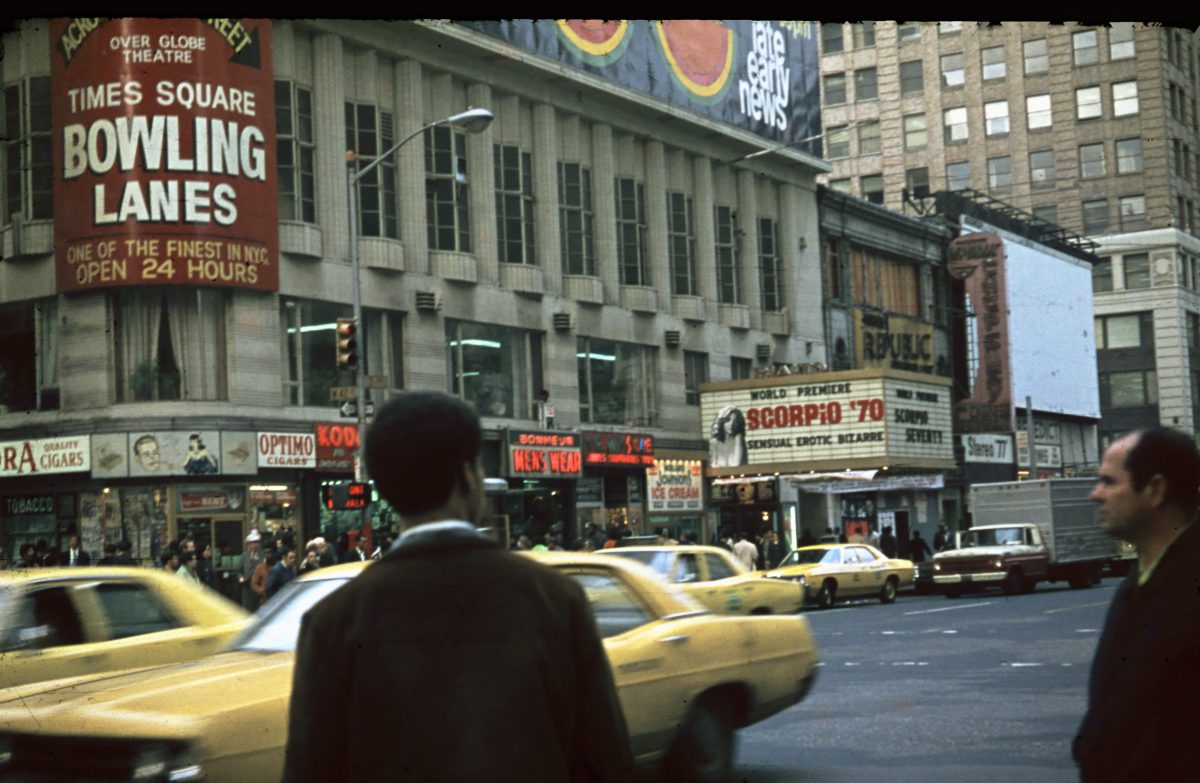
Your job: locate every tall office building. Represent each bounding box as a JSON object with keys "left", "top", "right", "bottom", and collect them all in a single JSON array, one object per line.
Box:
[{"left": 818, "top": 21, "right": 1200, "bottom": 445}]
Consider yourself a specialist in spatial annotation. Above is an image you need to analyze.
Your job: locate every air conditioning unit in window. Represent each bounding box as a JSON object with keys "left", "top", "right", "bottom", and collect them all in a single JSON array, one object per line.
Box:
[
  {"left": 756, "top": 342, "right": 772, "bottom": 361},
  {"left": 415, "top": 291, "right": 442, "bottom": 312},
  {"left": 552, "top": 311, "right": 574, "bottom": 332},
  {"left": 664, "top": 330, "right": 681, "bottom": 347}
]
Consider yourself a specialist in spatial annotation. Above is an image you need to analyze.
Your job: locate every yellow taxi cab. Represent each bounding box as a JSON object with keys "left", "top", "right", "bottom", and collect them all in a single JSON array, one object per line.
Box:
[
  {"left": 0, "top": 566, "right": 249, "bottom": 689},
  {"left": 597, "top": 544, "right": 804, "bottom": 614},
  {"left": 763, "top": 543, "right": 916, "bottom": 609},
  {"left": 0, "top": 553, "right": 820, "bottom": 783}
]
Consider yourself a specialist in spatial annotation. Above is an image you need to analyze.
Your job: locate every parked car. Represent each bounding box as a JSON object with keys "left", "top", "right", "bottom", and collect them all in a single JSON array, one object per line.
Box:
[
  {"left": 0, "top": 566, "right": 250, "bottom": 689},
  {"left": 0, "top": 553, "right": 820, "bottom": 783},
  {"left": 762, "top": 543, "right": 916, "bottom": 608},
  {"left": 597, "top": 544, "right": 805, "bottom": 614}
]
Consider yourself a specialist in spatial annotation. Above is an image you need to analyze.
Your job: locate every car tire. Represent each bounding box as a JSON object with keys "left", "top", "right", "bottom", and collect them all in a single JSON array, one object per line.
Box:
[
  {"left": 1002, "top": 569, "right": 1023, "bottom": 596},
  {"left": 879, "top": 577, "right": 898, "bottom": 604},
  {"left": 816, "top": 580, "right": 836, "bottom": 609},
  {"left": 664, "top": 698, "right": 736, "bottom": 783}
]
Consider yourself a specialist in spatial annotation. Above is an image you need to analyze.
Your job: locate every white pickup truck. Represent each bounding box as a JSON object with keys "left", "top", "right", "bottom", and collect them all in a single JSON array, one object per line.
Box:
[{"left": 932, "top": 478, "right": 1112, "bottom": 596}]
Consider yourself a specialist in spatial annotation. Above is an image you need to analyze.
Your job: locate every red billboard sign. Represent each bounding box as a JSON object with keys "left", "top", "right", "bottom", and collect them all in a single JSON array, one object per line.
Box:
[
  {"left": 51, "top": 18, "right": 278, "bottom": 293},
  {"left": 948, "top": 232, "right": 1012, "bottom": 432},
  {"left": 316, "top": 423, "right": 359, "bottom": 472}
]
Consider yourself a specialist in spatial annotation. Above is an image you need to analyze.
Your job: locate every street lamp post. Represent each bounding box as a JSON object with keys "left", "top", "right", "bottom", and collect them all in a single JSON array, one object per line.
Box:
[{"left": 346, "top": 107, "right": 494, "bottom": 482}]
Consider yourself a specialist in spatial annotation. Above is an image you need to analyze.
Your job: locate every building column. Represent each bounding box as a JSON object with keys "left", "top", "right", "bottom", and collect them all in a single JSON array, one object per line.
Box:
[
  {"left": 591, "top": 123, "right": 619, "bottom": 304},
  {"left": 394, "top": 59, "right": 428, "bottom": 275},
  {"left": 533, "top": 103, "right": 562, "bottom": 296},
  {"left": 645, "top": 140, "right": 670, "bottom": 308},
  {"left": 467, "top": 83, "right": 498, "bottom": 286},
  {"left": 313, "top": 34, "right": 347, "bottom": 263},
  {"left": 737, "top": 169, "right": 762, "bottom": 330},
  {"left": 693, "top": 157, "right": 718, "bottom": 322}
]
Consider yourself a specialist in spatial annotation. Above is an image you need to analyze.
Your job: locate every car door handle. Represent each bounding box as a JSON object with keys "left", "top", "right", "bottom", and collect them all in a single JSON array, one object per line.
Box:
[{"left": 658, "top": 634, "right": 690, "bottom": 645}]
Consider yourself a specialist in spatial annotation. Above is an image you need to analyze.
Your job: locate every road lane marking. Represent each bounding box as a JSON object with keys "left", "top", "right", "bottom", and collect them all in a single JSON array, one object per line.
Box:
[
  {"left": 1044, "top": 601, "right": 1111, "bottom": 615},
  {"left": 1007, "top": 662, "right": 1043, "bottom": 667},
  {"left": 902, "top": 601, "right": 994, "bottom": 615},
  {"left": 1075, "top": 628, "right": 1100, "bottom": 633}
]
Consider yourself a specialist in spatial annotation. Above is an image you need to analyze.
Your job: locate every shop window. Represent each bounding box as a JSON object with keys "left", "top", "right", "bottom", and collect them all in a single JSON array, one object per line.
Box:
[
  {"left": 115, "top": 289, "right": 226, "bottom": 403},
  {"left": 577, "top": 336, "right": 657, "bottom": 426},
  {"left": 446, "top": 319, "right": 543, "bottom": 419},
  {"left": 0, "top": 298, "right": 57, "bottom": 412},
  {"left": 494, "top": 144, "right": 536, "bottom": 264}
]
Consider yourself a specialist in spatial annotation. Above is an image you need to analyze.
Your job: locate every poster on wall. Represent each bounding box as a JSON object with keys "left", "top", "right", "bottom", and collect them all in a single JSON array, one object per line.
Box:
[
  {"left": 0, "top": 435, "right": 91, "bottom": 477},
  {"left": 222, "top": 431, "right": 257, "bottom": 474},
  {"left": 51, "top": 18, "right": 278, "bottom": 293},
  {"left": 92, "top": 433, "right": 129, "bottom": 478},
  {"left": 128, "top": 430, "right": 222, "bottom": 477}
]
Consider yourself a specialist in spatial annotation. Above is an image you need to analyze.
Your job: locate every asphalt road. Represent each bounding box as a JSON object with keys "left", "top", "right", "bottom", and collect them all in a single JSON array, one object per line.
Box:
[{"left": 728, "top": 578, "right": 1118, "bottom": 783}]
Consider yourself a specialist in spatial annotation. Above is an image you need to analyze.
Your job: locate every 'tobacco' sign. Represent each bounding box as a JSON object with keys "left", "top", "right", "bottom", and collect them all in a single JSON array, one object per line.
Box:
[{"left": 51, "top": 18, "right": 278, "bottom": 293}]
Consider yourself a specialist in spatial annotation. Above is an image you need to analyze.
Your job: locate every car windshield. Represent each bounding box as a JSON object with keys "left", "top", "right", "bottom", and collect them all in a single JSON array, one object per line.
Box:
[
  {"left": 778, "top": 548, "right": 839, "bottom": 567},
  {"left": 963, "top": 528, "right": 1025, "bottom": 547},
  {"left": 228, "top": 576, "right": 351, "bottom": 653},
  {"left": 600, "top": 550, "right": 672, "bottom": 577}
]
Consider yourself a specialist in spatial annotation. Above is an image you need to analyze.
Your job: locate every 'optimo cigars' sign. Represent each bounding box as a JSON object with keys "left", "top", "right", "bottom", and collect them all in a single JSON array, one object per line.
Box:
[{"left": 51, "top": 18, "right": 278, "bottom": 293}]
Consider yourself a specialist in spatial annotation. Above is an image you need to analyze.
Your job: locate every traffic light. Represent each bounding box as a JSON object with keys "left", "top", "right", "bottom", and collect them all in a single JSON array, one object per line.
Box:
[{"left": 336, "top": 317, "right": 358, "bottom": 371}]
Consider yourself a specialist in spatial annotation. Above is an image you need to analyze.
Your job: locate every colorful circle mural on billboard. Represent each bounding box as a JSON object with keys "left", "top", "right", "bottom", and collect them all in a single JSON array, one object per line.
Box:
[
  {"left": 654, "top": 20, "right": 735, "bottom": 102},
  {"left": 555, "top": 20, "right": 631, "bottom": 65}
]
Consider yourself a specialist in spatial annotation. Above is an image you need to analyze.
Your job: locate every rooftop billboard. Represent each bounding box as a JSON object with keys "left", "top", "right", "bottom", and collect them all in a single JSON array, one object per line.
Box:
[{"left": 457, "top": 20, "right": 821, "bottom": 148}]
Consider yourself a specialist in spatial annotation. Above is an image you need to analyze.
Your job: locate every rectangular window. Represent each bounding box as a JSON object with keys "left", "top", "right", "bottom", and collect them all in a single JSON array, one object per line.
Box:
[
  {"left": 667, "top": 192, "right": 697, "bottom": 296},
  {"left": 1032, "top": 204, "right": 1058, "bottom": 226},
  {"left": 1024, "top": 38, "right": 1049, "bottom": 74},
  {"left": 1120, "top": 194, "right": 1147, "bottom": 228},
  {"left": 1110, "top": 22, "right": 1135, "bottom": 60},
  {"left": 905, "top": 167, "right": 930, "bottom": 199},
  {"left": 1112, "top": 81, "right": 1139, "bottom": 117},
  {"left": 275, "top": 81, "right": 315, "bottom": 223},
  {"left": 715, "top": 205, "right": 740, "bottom": 305},
  {"left": 1073, "top": 29, "right": 1099, "bottom": 65},
  {"left": 848, "top": 245, "right": 922, "bottom": 316},
  {"left": 1076, "top": 86, "right": 1102, "bottom": 120},
  {"left": 1030, "top": 150, "right": 1056, "bottom": 186},
  {"left": 826, "top": 125, "right": 850, "bottom": 158},
  {"left": 946, "top": 161, "right": 971, "bottom": 190},
  {"left": 731, "top": 356, "right": 753, "bottom": 380},
  {"left": 985, "top": 100, "right": 1010, "bottom": 136},
  {"left": 852, "top": 22, "right": 875, "bottom": 49},
  {"left": 425, "top": 125, "right": 471, "bottom": 251},
  {"left": 280, "top": 298, "right": 347, "bottom": 407},
  {"left": 824, "top": 73, "right": 847, "bottom": 105},
  {"left": 577, "top": 337, "right": 657, "bottom": 426},
  {"left": 446, "top": 320, "right": 541, "bottom": 419},
  {"left": 1080, "top": 143, "right": 1106, "bottom": 178},
  {"left": 898, "top": 23, "right": 922, "bottom": 42},
  {"left": 944, "top": 107, "right": 969, "bottom": 143},
  {"left": 939, "top": 22, "right": 963, "bottom": 34},
  {"left": 987, "top": 156, "right": 1012, "bottom": 190},
  {"left": 116, "top": 289, "right": 227, "bottom": 404},
  {"left": 684, "top": 351, "right": 708, "bottom": 406},
  {"left": 1092, "top": 257, "right": 1113, "bottom": 293},
  {"left": 1096, "top": 314, "right": 1150, "bottom": 350},
  {"left": 4, "top": 77, "right": 52, "bottom": 222},
  {"left": 1083, "top": 199, "right": 1109, "bottom": 234},
  {"left": 904, "top": 114, "right": 927, "bottom": 150},
  {"left": 1027, "top": 94, "right": 1052, "bottom": 129},
  {"left": 861, "top": 174, "right": 884, "bottom": 204},
  {"left": 759, "top": 218, "right": 784, "bottom": 312},
  {"left": 558, "top": 162, "right": 595, "bottom": 277},
  {"left": 855, "top": 68, "right": 878, "bottom": 101},
  {"left": 821, "top": 23, "right": 844, "bottom": 54},
  {"left": 494, "top": 144, "right": 535, "bottom": 264},
  {"left": 615, "top": 177, "right": 648, "bottom": 286},
  {"left": 941, "top": 53, "right": 965, "bottom": 87},
  {"left": 829, "top": 178, "right": 852, "bottom": 193},
  {"left": 826, "top": 238, "right": 842, "bottom": 300},
  {"left": 1101, "top": 370, "right": 1158, "bottom": 408},
  {"left": 0, "top": 298, "right": 58, "bottom": 412},
  {"left": 981, "top": 45, "right": 1006, "bottom": 80},
  {"left": 346, "top": 102, "right": 398, "bottom": 239},
  {"left": 858, "top": 121, "right": 881, "bottom": 155},
  {"left": 900, "top": 60, "right": 924, "bottom": 94}
]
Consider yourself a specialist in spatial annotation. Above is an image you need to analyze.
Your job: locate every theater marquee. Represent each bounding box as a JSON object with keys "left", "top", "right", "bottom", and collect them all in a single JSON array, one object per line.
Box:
[
  {"left": 699, "top": 368, "right": 955, "bottom": 475},
  {"left": 51, "top": 18, "right": 278, "bottom": 293}
]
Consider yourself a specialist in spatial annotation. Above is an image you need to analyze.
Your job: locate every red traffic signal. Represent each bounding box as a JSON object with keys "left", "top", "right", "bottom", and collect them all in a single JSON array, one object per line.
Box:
[{"left": 336, "top": 317, "right": 358, "bottom": 370}]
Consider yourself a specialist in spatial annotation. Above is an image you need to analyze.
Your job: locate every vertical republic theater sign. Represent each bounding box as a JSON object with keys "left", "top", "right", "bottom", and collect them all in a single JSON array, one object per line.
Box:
[{"left": 51, "top": 18, "right": 278, "bottom": 293}]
